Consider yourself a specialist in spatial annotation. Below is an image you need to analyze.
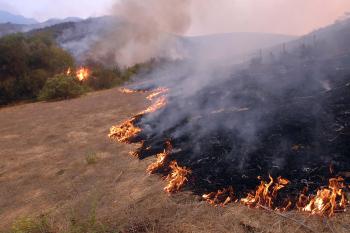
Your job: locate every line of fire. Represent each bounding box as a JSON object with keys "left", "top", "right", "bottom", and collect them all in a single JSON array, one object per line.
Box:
[{"left": 109, "top": 75, "right": 350, "bottom": 217}]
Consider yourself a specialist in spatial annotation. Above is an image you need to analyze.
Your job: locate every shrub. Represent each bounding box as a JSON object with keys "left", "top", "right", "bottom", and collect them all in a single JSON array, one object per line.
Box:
[
  {"left": 87, "top": 69, "right": 120, "bottom": 90},
  {"left": 83, "top": 60, "right": 121, "bottom": 90},
  {"left": 0, "top": 33, "right": 74, "bottom": 105},
  {"left": 38, "top": 75, "right": 88, "bottom": 101}
]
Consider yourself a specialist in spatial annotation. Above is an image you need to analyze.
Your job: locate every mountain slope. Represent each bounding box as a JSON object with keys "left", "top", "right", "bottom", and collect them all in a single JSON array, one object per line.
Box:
[{"left": 0, "top": 10, "right": 37, "bottom": 24}]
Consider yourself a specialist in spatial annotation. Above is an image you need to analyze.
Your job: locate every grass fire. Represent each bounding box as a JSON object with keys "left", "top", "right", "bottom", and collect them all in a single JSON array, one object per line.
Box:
[
  {"left": 109, "top": 83, "right": 350, "bottom": 217},
  {"left": 3, "top": 1, "right": 350, "bottom": 232}
]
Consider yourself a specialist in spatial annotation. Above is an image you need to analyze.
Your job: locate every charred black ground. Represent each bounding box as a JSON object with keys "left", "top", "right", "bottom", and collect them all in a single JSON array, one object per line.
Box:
[{"left": 124, "top": 20, "right": 350, "bottom": 208}]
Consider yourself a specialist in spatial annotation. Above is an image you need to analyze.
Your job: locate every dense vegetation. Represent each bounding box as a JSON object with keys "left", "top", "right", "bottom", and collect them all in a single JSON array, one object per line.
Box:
[
  {"left": 0, "top": 32, "right": 147, "bottom": 105},
  {"left": 0, "top": 33, "right": 74, "bottom": 105}
]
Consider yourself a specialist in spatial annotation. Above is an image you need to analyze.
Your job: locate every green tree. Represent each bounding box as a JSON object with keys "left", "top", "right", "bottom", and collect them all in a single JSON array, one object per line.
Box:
[{"left": 0, "top": 33, "right": 74, "bottom": 105}]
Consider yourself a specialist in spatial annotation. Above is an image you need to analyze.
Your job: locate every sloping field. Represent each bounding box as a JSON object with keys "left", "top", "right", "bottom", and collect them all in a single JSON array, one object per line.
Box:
[{"left": 0, "top": 88, "right": 349, "bottom": 232}]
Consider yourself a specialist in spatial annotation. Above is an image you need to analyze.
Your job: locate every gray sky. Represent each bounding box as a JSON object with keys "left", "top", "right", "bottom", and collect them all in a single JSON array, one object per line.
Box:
[{"left": 0, "top": 0, "right": 350, "bottom": 36}]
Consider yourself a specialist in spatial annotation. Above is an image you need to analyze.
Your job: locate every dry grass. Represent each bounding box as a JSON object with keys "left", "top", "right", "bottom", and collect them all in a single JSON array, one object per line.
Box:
[
  {"left": 85, "top": 152, "right": 99, "bottom": 165},
  {"left": 1, "top": 87, "right": 350, "bottom": 233}
]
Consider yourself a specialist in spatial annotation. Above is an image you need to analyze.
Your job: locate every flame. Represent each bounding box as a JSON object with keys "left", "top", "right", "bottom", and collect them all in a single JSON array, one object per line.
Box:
[
  {"left": 164, "top": 161, "right": 192, "bottom": 193},
  {"left": 109, "top": 85, "right": 350, "bottom": 216},
  {"left": 146, "top": 88, "right": 169, "bottom": 101},
  {"left": 142, "top": 96, "right": 167, "bottom": 114},
  {"left": 110, "top": 88, "right": 168, "bottom": 149},
  {"left": 297, "top": 177, "right": 348, "bottom": 216},
  {"left": 109, "top": 117, "right": 141, "bottom": 143},
  {"left": 241, "top": 175, "right": 290, "bottom": 210},
  {"left": 202, "top": 187, "right": 235, "bottom": 206},
  {"left": 76, "top": 67, "right": 90, "bottom": 81},
  {"left": 147, "top": 141, "right": 173, "bottom": 174},
  {"left": 66, "top": 67, "right": 72, "bottom": 76},
  {"left": 120, "top": 88, "right": 146, "bottom": 94}
]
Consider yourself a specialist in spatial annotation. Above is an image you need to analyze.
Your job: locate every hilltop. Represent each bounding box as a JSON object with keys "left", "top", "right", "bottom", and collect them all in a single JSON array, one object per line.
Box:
[{"left": 0, "top": 10, "right": 38, "bottom": 24}]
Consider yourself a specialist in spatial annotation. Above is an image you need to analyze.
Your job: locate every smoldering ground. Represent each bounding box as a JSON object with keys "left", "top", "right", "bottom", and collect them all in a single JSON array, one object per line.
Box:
[
  {"left": 123, "top": 17, "right": 350, "bottom": 204},
  {"left": 73, "top": 0, "right": 350, "bottom": 204}
]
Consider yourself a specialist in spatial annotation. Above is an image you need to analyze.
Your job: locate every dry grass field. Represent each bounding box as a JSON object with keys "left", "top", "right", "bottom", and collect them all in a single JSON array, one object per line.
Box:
[{"left": 1, "top": 87, "right": 350, "bottom": 233}]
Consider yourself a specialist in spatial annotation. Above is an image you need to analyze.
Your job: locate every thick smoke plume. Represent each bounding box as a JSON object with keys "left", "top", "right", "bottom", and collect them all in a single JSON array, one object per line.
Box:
[{"left": 91, "top": 0, "right": 192, "bottom": 67}]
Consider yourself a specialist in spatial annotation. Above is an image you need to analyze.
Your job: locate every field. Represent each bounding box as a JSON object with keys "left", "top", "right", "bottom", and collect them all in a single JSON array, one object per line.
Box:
[{"left": 1, "top": 87, "right": 350, "bottom": 233}]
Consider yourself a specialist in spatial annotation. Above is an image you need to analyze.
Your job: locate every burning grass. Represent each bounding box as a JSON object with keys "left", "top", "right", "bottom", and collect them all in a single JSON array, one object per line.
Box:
[
  {"left": 164, "top": 161, "right": 192, "bottom": 193},
  {"left": 109, "top": 117, "right": 142, "bottom": 143},
  {"left": 240, "top": 176, "right": 291, "bottom": 211},
  {"left": 109, "top": 79, "right": 350, "bottom": 217},
  {"left": 147, "top": 141, "right": 173, "bottom": 174},
  {"left": 297, "top": 177, "right": 348, "bottom": 216}
]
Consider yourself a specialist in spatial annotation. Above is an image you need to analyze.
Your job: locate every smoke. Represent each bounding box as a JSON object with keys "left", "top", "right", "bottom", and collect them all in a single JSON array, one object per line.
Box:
[
  {"left": 124, "top": 14, "right": 350, "bottom": 194},
  {"left": 90, "top": 0, "right": 192, "bottom": 67}
]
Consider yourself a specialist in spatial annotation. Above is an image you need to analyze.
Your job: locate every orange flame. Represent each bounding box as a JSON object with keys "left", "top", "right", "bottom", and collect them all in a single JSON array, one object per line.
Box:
[
  {"left": 109, "top": 85, "right": 350, "bottom": 216},
  {"left": 109, "top": 117, "right": 141, "bottom": 143},
  {"left": 76, "top": 67, "right": 90, "bottom": 81},
  {"left": 147, "top": 141, "right": 173, "bottom": 174},
  {"left": 120, "top": 88, "right": 146, "bottom": 94},
  {"left": 147, "top": 88, "right": 169, "bottom": 101},
  {"left": 164, "top": 161, "right": 192, "bottom": 193},
  {"left": 110, "top": 88, "right": 168, "bottom": 149},
  {"left": 241, "top": 175, "right": 290, "bottom": 210},
  {"left": 66, "top": 67, "right": 72, "bottom": 76},
  {"left": 202, "top": 187, "right": 235, "bottom": 206},
  {"left": 297, "top": 177, "right": 348, "bottom": 216},
  {"left": 141, "top": 96, "right": 167, "bottom": 114}
]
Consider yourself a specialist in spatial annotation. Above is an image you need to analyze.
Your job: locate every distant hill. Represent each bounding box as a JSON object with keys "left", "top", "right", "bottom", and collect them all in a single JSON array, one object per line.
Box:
[
  {"left": 0, "top": 10, "right": 37, "bottom": 24},
  {"left": 0, "top": 23, "right": 26, "bottom": 37},
  {"left": 5, "top": 14, "right": 350, "bottom": 66},
  {"left": 0, "top": 14, "right": 83, "bottom": 37},
  {"left": 28, "top": 16, "right": 115, "bottom": 61},
  {"left": 35, "top": 17, "right": 83, "bottom": 29},
  {"left": 26, "top": 16, "right": 295, "bottom": 63}
]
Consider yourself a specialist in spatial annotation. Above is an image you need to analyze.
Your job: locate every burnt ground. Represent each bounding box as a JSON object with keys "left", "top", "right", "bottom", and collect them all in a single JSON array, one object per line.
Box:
[{"left": 1, "top": 87, "right": 350, "bottom": 233}]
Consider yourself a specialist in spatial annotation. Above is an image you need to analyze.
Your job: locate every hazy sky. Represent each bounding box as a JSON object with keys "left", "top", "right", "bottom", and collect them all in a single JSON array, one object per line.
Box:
[
  {"left": 189, "top": 0, "right": 350, "bottom": 36},
  {"left": 0, "top": 0, "right": 114, "bottom": 20},
  {"left": 0, "top": 0, "right": 350, "bottom": 36}
]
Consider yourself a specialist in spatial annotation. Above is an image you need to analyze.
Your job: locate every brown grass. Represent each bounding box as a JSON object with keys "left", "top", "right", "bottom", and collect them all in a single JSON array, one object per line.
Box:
[{"left": 1, "top": 87, "right": 350, "bottom": 233}]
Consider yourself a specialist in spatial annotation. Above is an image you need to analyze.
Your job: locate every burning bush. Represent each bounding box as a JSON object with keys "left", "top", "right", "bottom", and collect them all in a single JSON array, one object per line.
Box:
[{"left": 38, "top": 74, "right": 88, "bottom": 101}]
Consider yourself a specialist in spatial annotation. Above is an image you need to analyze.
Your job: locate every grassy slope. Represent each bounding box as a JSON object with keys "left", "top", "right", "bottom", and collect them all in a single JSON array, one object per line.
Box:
[{"left": 0, "top": 88, "right": 349, "bottom": 233}]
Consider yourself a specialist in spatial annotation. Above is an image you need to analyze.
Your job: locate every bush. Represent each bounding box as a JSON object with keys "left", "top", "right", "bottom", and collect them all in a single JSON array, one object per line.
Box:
[
  {"left": 0, "top": 33, "right": 74, "bottom": 105},
  {"left": 83, "top": 60, "right": 154, "bottom": 91},
  {"left": 38, "top": 75, "right": 88, "bottom": 101},
  {"left": 82, "top": 60, "right": 120, "bottom": 90},
  {"left": 87, "top": 68, "right": 120, "bottom": 90}
]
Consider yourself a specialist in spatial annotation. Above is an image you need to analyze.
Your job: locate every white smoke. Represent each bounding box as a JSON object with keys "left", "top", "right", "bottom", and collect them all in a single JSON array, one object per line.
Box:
[{"left": 91, "top": 0, "right": 192, "bottom": 67}]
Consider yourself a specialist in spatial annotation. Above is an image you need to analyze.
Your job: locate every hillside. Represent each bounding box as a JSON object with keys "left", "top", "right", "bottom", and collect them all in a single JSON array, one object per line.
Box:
[
  {"left": 1, "top": 88, "right": 349, "bottom": 232},
  {"left": 0, "top": 15, "right": 83, "bottom": 37},
  {"left": 0, "top": 15, "right": 295, "bottom": 63},
  {"left": 2, "top": 9, "right": 350, "bottom": 233},
  {"left": 0, "top": 10, "right": 37, "bottom": 24}
]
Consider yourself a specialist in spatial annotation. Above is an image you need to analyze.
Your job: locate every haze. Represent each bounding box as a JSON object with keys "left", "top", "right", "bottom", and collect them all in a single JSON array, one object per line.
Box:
[{"left": 1, "top": 0, "right": 350, "bottom": 35}]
